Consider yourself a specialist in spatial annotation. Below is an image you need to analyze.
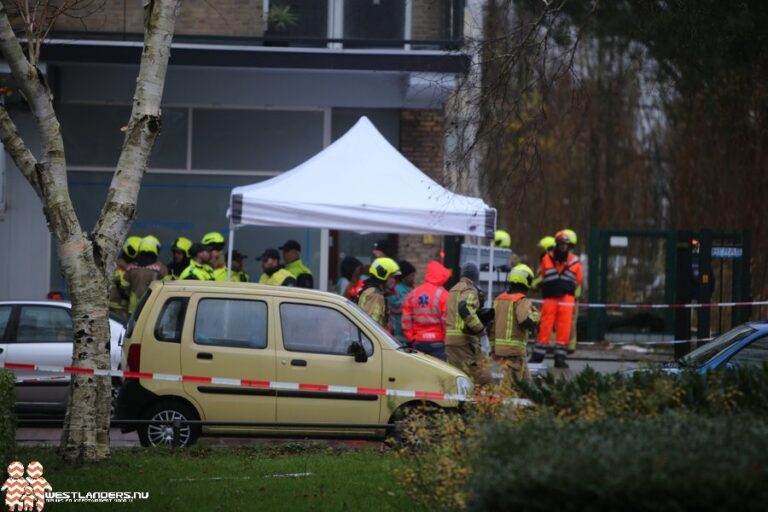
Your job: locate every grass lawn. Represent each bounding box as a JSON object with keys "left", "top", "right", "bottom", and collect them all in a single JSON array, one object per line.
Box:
[{"left": 12, "top": 443, "right": 422, "bottom": 511}]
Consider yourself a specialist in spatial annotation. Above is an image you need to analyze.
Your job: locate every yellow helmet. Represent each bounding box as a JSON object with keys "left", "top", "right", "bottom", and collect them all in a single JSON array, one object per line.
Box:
[
  {"left": 138, "top": 236, "right": 160, "bottom": 256},
  {"left": 201, "top": 232, "right": 225, "bottom": 247},
  {"left": 538, "top": 236, "right": 556, "bottom": 252},
  {"left": 494, "top": 230, "right": 512, "bottom": 248},
  {"left": 369, "top": 257, "right": 401, "bottom": 281},
  {"left": 123, "top": 236, "right": 142, "bottom": 259},
  {"left": 555, "top": 229, "right": 575, "bottom": 246},
  {"left": 172, "top": 237, "right": 193, "bottom": 258},
  {"left": 508, "top": 263, "right": 534, "bottom": 288},
  {"left": 563, "top": 229, "right": 577, "bottom": 245},
  {"left": 143, "top": 234, "right": 161, "bottom": 253}
]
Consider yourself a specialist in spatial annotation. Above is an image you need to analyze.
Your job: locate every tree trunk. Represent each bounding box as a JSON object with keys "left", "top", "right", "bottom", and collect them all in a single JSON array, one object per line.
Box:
[{"left": 0, "top": 0, "right": 182, "bottom": 462}]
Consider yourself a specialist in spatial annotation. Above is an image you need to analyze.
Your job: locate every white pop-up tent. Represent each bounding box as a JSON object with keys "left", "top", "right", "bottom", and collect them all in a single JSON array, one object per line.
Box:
[{"left": 226, "top": 116, "right": 496, "bottom": 293}]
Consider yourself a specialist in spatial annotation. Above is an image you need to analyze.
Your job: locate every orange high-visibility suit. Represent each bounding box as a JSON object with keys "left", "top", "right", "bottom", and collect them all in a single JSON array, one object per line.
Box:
[{"left": 533, "top": 252, "right": 583, "bottom": 361}]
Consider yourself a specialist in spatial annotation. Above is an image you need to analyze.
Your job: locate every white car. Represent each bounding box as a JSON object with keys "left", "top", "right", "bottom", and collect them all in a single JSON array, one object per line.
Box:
[{"left": 0, "top": 300, "right": 124, "bottom": 416}]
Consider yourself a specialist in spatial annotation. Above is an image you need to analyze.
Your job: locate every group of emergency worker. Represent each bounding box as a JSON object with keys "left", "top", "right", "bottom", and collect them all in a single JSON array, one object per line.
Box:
[
  {"left": 109, "top": 233, "right": 314, "bottom": 322},
  {"left": 352, "top": 228, "right": 583, "bottom": 388}
]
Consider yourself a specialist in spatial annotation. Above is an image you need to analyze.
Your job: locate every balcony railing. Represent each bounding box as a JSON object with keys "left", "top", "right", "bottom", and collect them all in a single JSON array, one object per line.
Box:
[{"left": 50, "top": 0, "right": 465, "bottom": 52}]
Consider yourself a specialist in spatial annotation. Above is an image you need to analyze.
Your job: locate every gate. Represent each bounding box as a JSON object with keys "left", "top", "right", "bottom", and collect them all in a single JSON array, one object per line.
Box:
[{"left": 587, "top": 229, "right": 751, "bottom": 357}]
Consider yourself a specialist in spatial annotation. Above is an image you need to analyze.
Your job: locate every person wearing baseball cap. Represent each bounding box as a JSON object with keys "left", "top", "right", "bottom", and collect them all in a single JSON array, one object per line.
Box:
[
  {"left": 279, "top": 239, "right": 314, "bottom": 288},
  {"left": 178, "top": 243, "right": 214, "bottom": 280},
  {"left": 257, "top": 248, "right": 296, "bottom": 287},
  {"left": 230, "top": 250, "right": 250, "bottom": 283}
]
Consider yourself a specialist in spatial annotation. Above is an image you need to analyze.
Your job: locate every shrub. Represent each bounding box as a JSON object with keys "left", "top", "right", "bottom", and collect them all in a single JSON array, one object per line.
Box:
[
  {"left": 518, "top": 365, "right": 768, "bottom": 419},
  {"left": 467, "top": 413, "right": 768, "bottom": 512},
  {"left": 0, "top": 370, "right": 15, "bottom": 462}
]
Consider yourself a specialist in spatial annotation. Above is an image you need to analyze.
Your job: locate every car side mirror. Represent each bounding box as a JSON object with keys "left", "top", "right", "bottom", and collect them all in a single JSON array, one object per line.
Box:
[{"left": 348, "top": 341, "right": 368, "bottom": 363}]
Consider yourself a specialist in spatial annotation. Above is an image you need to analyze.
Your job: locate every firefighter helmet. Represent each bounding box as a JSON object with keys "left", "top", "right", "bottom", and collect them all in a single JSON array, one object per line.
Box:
[
  {"left": 555, "top": 230, "right": 574, "bottom": 245},
  {"left": 138, "top": 237, "right": 160, "bottom": 256},
  {"left": 538, "top": 236, "right": 556, "bottom": 252},
  {"left": 369, "top": 257, "right": 401, "bottom": 281},
  {"left": 508, "top": 264, "right": 534, "bottom": 288},
  {"left": 123, "top": 236, "right": 142, "bottom": 259},
  {"left": 172, "top": 237, "right": 193, "bottom": 258},
  {"left": 201, "top": 232, "right": 225, "bottom": 246},
  {"left": 494, "top": 230, "right": 512, "bottom": 248}
]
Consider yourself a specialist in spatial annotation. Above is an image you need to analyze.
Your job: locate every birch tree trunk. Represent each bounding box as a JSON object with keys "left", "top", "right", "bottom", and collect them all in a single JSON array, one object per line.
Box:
[{"left": 0, "top": 0, "right": 181, "bottom": 462}]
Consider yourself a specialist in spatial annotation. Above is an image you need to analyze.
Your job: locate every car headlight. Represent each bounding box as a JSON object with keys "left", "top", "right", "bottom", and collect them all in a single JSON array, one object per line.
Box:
[{"left": 456, "top": 375, "right": 473, "bottom": 397}]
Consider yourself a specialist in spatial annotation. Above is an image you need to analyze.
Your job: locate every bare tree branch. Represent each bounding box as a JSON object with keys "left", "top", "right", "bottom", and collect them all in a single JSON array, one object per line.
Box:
[{"left": 0, "top": 106, "right": 42, "bottom": 197}]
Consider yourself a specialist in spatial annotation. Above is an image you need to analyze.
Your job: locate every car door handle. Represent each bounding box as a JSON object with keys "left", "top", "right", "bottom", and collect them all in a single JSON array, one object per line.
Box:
[
  {"left": 290, "top": 359, "right": 307, "bottom": 367},
  {"left": 197, "top": 352, "right": 213, "bottom": 360}
]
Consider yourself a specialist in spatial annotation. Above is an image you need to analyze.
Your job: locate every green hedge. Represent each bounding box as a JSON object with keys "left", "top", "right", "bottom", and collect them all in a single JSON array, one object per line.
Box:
[
  {"left": 467, "top": 413, "right": 768, "bottom": 512},
  {"left": 0, "top": 370, "right": 15, "bottom": 463},
  {"left": 518, "top": 365, "right": 768, "bottom": 419}
]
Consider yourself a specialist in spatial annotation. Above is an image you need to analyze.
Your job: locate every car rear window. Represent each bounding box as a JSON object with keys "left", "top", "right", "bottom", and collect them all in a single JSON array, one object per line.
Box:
[
  {"left": 154, "top": 298, "right": 188, "bottom": 343},
  {"left": 194, "top": 298, "right": 268, "bottom": 349}
]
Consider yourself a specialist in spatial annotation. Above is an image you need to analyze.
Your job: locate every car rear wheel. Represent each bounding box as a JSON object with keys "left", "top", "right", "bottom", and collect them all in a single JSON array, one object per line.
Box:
[{"left": 138, "top": 401, "right": 200, "bottom": 448}]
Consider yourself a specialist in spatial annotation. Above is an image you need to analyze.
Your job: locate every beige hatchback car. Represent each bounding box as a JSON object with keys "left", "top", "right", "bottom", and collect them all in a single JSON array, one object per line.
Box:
[{"left": 116, "top": 281, "right": 472, "bottom": 446}]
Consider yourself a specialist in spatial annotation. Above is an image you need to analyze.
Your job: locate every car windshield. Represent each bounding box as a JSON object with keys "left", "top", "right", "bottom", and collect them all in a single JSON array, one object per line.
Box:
[
  {"left": 680, "top": 325, "right": 756, "bottom": 368},
  {"left": 345, "top": 298, "right": 403, "bottom": 349}
]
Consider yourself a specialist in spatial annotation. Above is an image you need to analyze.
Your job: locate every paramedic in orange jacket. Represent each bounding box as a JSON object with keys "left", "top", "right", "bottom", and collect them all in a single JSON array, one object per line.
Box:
[
  {"left": 530, "top": 230, "right": 583, "bottom": 368},
  {"left": 401, "top": 260, "right": 452, "bottom": 360}
]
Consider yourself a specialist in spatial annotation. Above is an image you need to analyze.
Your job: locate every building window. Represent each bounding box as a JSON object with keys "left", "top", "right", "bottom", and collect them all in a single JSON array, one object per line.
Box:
[
  {"left": 343, "top": 0, "right": 405, "bottom": 47},
  {"left": 191, "top": 109, "right": 324, "bottom": 172}
]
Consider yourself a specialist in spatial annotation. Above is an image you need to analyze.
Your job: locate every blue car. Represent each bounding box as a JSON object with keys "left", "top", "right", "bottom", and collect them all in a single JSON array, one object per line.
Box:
[{"left": 677, "top": 322, "right": 768, "bottom": 372}]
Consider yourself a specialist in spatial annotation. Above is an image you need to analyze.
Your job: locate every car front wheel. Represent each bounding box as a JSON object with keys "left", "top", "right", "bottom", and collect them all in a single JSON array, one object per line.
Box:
[{"left": 138, "top": 400, "right": 200, "bottom": 448}]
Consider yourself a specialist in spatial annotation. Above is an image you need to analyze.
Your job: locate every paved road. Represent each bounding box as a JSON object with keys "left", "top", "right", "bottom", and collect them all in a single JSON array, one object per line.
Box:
[{"left": 17, "top": 344, "right": 670, "bottom": 448}]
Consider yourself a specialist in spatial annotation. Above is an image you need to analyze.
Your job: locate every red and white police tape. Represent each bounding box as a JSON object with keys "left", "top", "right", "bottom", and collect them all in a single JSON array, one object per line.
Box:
[
  {"left": 0, "top": 361, "right": 536, "bottom": 405},
  {"left": 529, "top": 298, "right": 768, "bottom": 309}
]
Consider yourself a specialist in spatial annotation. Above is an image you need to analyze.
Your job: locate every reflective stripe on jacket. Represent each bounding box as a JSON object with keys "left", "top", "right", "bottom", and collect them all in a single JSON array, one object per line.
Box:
[
  {"left": 492, "top": 292, "right": 540, "bottom": 356},
  {"left": 401, "top": 261, "right": 452, "bottom": 343},
  {"left": 540, "top": 252, "right": 584, "bottom": 298},
  {"left": 358, "top": 286, "right": 388, "bottom": 328},
  {"left": 445, "top": 277, "right": 484, "bottom": 346}
]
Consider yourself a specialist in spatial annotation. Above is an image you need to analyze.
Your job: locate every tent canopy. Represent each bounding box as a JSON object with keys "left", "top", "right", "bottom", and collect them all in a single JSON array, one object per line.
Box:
[{"left": 229, "top": 116, "right": 495, "bottom": 237}]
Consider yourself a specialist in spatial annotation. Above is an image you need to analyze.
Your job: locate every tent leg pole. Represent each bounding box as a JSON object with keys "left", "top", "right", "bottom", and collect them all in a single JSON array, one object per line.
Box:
[
  {"left": 227, "top": 223, "right": 235, "bottom": 281},
  {"left": 487, "top": 240, "right": 494, "bottom": 307},
  {"left": 319, "top": 229, "right": 330, "bottom": 291}
]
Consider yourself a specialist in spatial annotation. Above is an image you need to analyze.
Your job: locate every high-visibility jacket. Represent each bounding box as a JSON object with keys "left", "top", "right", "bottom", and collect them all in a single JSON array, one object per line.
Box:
[
  {"left": 179, "top": 260, "right": 214, "bottom": 281},
  {"left": 122, "top": 261, "right": 169, "bottom": 313},
  {"left": 258, "top": 268, "right": 296, "bottom": 286},
  {"left": 230, "top": 270, "right": 250, "bottom": 283},
  {"left": 358, "top": 285, "right": 388, "bottom": 328},
  {"left": 212, "top": 266, "right": 228, "bottom": 282},
  {"left": 540, "top": 252, "right": 584, "bottom": 298},
  {"left": 445, "top": 278, "right": 485, "bottom": 346},
  {"left": 285, "top": 259, "right": 314, "bottom": 288},
  {"left": 109, "top": 264, "right": 128, "bottom": 315},
  {"left": 492, "top": 292, "right": 540, "bottom": 357},
  {"left": 401, "top": 261, "right": 452, "bottom": 343}
]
